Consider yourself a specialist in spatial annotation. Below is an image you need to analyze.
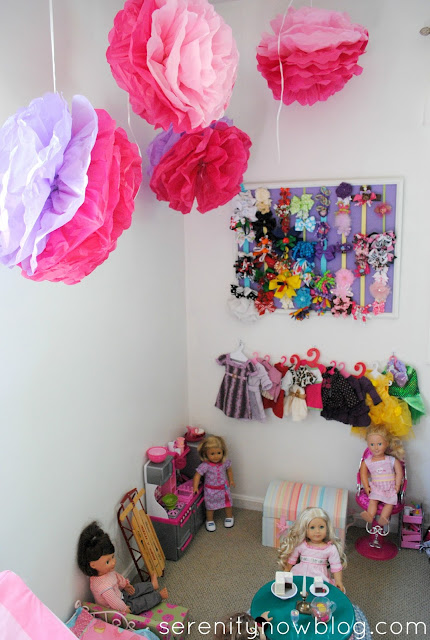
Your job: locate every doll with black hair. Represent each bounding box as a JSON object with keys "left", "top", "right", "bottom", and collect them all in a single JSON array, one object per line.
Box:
[{"left": 77, "top": 521, "right": 168, "bottom": 615}]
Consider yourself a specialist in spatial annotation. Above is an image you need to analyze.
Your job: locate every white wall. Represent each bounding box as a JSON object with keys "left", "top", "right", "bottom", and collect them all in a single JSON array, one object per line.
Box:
[
  {"left": 186, "top": 0, "right": 430, "bottom": 513},
  {"left": 0, "top": 0, "right": 188, "bottom": 621}
]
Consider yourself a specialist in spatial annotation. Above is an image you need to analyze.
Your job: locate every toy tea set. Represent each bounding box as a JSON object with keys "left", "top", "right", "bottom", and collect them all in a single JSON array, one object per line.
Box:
[{"left": 273, "top": 572, "right": 336, "bottom": 622}]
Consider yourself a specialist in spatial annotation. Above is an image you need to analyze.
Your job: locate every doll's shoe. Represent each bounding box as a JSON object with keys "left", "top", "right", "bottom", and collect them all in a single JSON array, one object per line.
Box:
[
  {"left": 224, "top": 517, "right": 235, "bottom": 528},
  {"left": 206, "top": 521, "right": 216, "bottom": 532}
]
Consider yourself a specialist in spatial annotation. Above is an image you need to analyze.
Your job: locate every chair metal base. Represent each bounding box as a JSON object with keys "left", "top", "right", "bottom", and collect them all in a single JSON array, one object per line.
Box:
[{"left": 355, "top": 522, "right": 398, "bottom": 560}]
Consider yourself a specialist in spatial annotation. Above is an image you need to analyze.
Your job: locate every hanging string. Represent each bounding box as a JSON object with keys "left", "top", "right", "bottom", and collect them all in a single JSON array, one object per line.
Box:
[
  {"left": 276, "top": 0, "right": 294, "bottom": 163},
  {"left": 127, "top": 100, "right": 143, "bottom": 159},
  {"left": 48, "top": 0, "right": 57, "bottom": 93}
]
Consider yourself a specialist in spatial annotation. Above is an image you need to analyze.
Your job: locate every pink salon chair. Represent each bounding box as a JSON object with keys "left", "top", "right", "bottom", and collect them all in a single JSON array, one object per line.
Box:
[{"left": 355, "top": 447, "right": 407, "bottom": 560}]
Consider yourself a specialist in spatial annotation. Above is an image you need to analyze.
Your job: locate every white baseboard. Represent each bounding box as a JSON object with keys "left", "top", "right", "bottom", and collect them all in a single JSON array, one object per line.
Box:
[{"left": 232, "top": 492, "right": 264, "bottom": 511}]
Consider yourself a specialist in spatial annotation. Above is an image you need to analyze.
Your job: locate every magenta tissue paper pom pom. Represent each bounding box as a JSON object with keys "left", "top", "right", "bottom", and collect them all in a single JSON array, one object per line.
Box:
[
  {"left": 256, "top": 6, "right": 369, "bottom": 106},
  {"left": 107, "top": 0, "right": 239, "bottom": 133},
  {"left": 149, "top": 121, "right": 251, "bottom": 214}
]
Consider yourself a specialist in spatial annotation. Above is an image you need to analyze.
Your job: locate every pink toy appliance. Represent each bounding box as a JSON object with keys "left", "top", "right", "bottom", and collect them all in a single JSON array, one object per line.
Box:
[
  {"left": 355, "top": 447, "right": 407, "bottom": 560},
  {"left": 143, "top": 445, "right": 204, "bottom": 561}
]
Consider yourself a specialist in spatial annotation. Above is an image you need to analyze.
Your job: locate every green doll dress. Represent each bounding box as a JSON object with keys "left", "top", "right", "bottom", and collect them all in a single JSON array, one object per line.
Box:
[{"left": 388, "top": 365, "right": 426, "bottom": 424}]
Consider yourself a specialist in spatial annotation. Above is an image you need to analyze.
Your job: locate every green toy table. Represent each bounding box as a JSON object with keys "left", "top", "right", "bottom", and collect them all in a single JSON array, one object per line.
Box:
[{"left": 250, "top": 576, "right": 355, "bottom": 640}]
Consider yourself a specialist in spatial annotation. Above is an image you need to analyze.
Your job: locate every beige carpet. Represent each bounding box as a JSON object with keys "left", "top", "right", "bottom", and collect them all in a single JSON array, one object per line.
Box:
[{"left": 157, "top": 509, "right": 430, "bottom": 640}]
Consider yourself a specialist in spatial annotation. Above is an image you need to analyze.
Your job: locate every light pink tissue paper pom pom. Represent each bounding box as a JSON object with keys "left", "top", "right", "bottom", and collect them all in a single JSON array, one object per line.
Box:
[
  {"left": 256, "top": 6, "right": 368, "bottom": 106},
  {"left": 107, "top": 0, "right": 239, "bottom": 133}
]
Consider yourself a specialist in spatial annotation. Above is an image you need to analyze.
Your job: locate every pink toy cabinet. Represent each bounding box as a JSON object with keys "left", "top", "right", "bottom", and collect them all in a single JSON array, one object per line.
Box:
[
  {"left": 400, "top": 505, "right": 424, "bottom": 550},
  {"left": 144, "top": 447, "right": 204, "bottom": 561}
]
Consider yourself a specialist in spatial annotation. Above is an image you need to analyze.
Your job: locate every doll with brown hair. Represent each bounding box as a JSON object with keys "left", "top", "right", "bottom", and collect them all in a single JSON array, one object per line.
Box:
[
  {"left": 77, "top": 521, "right": 168, "bottom": 615},
  {"left": 278, "top": 507, "right": 346, "bottom": 592},
  {"left": 214, "top": 611, "right": 273, "bottom": 640},
  {"left": 359, "top": 424, "right": 405, "bottom": 526},
  {"left": 193, "top": 435, "right": 235, "bottom": 532}
]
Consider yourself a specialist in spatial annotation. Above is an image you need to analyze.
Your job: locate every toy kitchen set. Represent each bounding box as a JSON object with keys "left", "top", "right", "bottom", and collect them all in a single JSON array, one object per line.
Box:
[{"left": 143, "top": 427, "right": 205, "bottom": 561}]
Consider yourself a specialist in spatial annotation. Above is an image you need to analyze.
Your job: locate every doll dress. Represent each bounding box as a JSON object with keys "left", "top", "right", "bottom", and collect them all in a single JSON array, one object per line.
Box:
[
  {"left": 196, "top": 460, "right": 232, "bottom": 511},
  {"left": 364, "top": 455, "right": 398, "bottom": 505},
  {"left": 287, "top": 541, "right": 342, "bottom": 584},
  {"left": 247, "top": 361, "right": 272, "bottom": 421},
  {"left": 365, "top": 371, "right": 413, "bottom": 438},
  {"left": 215, "top": 354, "right": 257, "bottom": 419},
  {"left": 262, "top": 361, "right": 289, "bottom": 418},
  {"left": 283, "top": 366, "right": 317, "bottom": 421},
  {"left": 320, "top": 369, "right": 359, "bottom": 423},
  {"left": 388, "top": 365, "right": 426, "bottom": 424}
]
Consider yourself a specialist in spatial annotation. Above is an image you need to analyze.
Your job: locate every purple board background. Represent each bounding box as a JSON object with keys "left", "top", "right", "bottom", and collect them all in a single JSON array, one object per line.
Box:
[{"left": 236, "top": 181, "right": 400, "bottom": 315}]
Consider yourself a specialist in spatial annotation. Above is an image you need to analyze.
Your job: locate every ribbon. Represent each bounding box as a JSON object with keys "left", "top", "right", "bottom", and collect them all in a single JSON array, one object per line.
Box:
[{"left": 295, "top": 216, "right": 316, "bottom": 232}]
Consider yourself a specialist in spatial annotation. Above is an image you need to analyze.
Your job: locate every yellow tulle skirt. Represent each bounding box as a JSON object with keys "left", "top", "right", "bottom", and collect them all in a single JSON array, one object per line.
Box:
[{"left": 351, "top": 372, "right": 413, "bottom": 439}]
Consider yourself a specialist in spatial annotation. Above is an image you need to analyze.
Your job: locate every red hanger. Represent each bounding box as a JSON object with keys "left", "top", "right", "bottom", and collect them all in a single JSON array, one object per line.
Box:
[
  {"left": 304, "top": 347, "right": 321, "bottom": 367},
  {"left": 352, "top": 362, "right": 366, "bottom": 378},
  {"left": 280, "top": 355, "right": 288, "bottom": 365},
  {"left": 290, "top": 354, "right": 300, "bottom": 370}
]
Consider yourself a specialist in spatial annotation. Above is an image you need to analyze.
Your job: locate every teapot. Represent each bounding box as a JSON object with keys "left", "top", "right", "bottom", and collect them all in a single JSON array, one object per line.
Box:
[{"left": 310, "top": 597, "right": 337, "bottom": 623}]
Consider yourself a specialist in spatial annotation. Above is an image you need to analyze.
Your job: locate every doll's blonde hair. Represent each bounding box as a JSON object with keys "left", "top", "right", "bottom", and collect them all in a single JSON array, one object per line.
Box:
[
  {"left": 278, "top": 507, "right": 347, "bottom": 569},
  {"left": 198, "top": 435, "right": 228, "bottom": 462},
  {"left": 366, "top": 424, "right": 405, "bottom": 461}
]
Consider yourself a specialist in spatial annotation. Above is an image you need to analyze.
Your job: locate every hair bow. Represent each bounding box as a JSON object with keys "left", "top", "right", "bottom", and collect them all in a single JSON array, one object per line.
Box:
[
  {"left": 295, "top": 216, "right": 316, "bottom": 232},
  {"left": 315, "top": 242, "right": 336, "bottom": 262},
  {"left": 290, "top": 194, "right": 314, "bottom": 216},
  {"left": 335, "top": 241, "right": 353, "bottom": 254},
  {"left": 276, "top": 515, "right": 289, "bottom": 537},
  {"left": 252, "top": 211, "right": 277, "bottom": 242},
  {"left": 315, "top": 187, "right": 330, "bottom": 217}
]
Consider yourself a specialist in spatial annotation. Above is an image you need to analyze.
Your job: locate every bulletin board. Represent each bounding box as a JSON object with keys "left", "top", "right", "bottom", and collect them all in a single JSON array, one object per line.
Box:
[{"left": 230, "top": 178, "right": 403, "bottom": 321}]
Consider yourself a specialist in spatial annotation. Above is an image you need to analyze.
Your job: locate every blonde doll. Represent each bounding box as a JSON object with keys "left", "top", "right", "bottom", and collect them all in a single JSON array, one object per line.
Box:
[
  {"left": 193, "top": 435, "right": 235, "bottom": 532},
  {"left": 360, "top": 424, "right": 404, "bottom": 526},
  {"left": 278, "top": 507, "right": 346, "bottom": 592}
]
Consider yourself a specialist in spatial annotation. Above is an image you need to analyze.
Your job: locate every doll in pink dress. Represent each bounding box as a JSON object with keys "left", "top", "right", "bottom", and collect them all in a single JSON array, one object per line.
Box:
[
  {"left": 77, "top": 522, "right": 168, "bottom": 615},
  {"left": 278, "top": 507, "right": 346, "bottom": 592},
  {"left": 359, "top": 424, "right": 404, "bottom": 526},
  {"left": 193, "top": 435, "right": 235, "bottom": 532}
]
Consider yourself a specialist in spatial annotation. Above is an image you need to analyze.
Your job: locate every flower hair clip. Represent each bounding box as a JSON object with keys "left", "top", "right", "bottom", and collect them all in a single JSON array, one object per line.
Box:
[
  {"left": 334, "top": 182, "right": 353, "bottom": 236},
  {"left": 353, "top": 233, "right": 372, "bottom": 277},
  {"left": 274, "top": 187, "right": 292, "bottom": 234},
  {"left": 254, "top": 289, "right": 276, "bottom": 315},
  {"left": 315, "top": 186, "right": 330, "bottom": 217},
  {"left": 232, "top": 189, "right": 258, "bottom": 222},
  {"left": 351, "top": 301, "right": 372, "bottom": 322},
  {"left": 353, "top": 184, "right": 380, "bottom": 207},
  {"left": 374, "top": 202, "right": 392, "bottom": 218},
  {"left": 331, "top": 295, "right": 353, "bottom": 317},
  {"left": 255, "top": 187, "right": 272, "bottom": 214},
  {"left": 234, "top": 254, "right": 255, "bottom": 278},
  {"left": 316, "top": 220, "right": 330, "bottom": 239},
  {"left": 252, "top": 211, "right": 277, "bottom": 242}
]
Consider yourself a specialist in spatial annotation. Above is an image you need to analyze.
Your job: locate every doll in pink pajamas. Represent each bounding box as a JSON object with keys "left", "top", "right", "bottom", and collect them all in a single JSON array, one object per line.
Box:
[{"left": 278, "top": 507, "right": 346, "bottom": 592}]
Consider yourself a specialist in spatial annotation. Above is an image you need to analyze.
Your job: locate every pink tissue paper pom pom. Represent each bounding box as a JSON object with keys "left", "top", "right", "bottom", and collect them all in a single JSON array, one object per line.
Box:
[
  {"left": 21, "top": 110, "right": 142, "bottom": 284},
  {"left": 149, "top": 121, "right": 251, "bottom": 214},
  {"left": 107, "top": 0, "right": 239, "bottom": 133},
  {"left": 256, "top": 6, "right": 369, "bottom": 106}
]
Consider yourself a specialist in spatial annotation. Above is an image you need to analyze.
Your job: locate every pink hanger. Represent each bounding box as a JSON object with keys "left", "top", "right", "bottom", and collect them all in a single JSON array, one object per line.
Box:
[
  {"left": 328, "top": 360, "right": 337, "bottom": 374},
  {"left": 338, "top": 362, "right": 348, "bottom": 377},
  {"left": 290, "top": 354, "right": 300, "bottom": 370},
  {"left": 280, "top": 355, "right": 288, "bottom": 365},
  {"left": 252, "top": 351, "right": 259, "bottom": 364},
  {"left": 304, "top": 347, "right": 321, "bottom": 367},
  {"left": 263, "top": 354, "right": 271, "bottom": 363},
  {"left": 352, "top": 362, "right": 366, "bottom": 378}
]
